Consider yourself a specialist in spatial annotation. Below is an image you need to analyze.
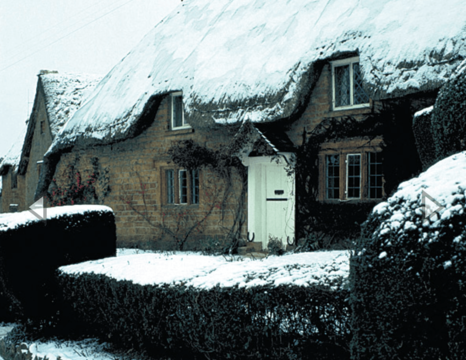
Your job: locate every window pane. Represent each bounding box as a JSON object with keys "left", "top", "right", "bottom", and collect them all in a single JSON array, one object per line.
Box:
[
  {"left": 179, "top": 170, "right": 188, "bottom": 204},
  {"left": 347, "top": 154, "right": 361, "bottom": 198},
  {"left": 353, "top": 63, "right": 369, "bottom": 105},
  {"left": 191, "top": 169, "right": 199, "bottom": 204},
  {"left": 368, "top": 152, "right": 383, "bottom": 198},
  {"left": 326, "top": 155, "right": 340, "bottom": 199},
  {"left": 335, "top": 65, "right": 350, "bottom": 107},
  {"left": 166, "top": 170, "right": 174, "bottom": 204},
  {"left": 173, "top": 95, "right": 183, "bottom": 128}
]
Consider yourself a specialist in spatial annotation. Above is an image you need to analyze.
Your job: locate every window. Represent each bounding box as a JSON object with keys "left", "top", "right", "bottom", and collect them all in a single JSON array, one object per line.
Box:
[
  {"left": 40, "top": 121, "right": 45, "bottom": 134},
  {"left": 332, "top": 57, "right": 369, "bottom": 110},
  {"left": 368, "top": 152, "right": 383, "bottom": 199},
  {"left": 171, "top": 92, "right": 189, "bottom": 130},
  {"left": 164, "top": 168, "right": 199, "bottom": 205},
  {"left": 37, "top": 161, "right": 43, "bottom": 178},
  {"left": 326, "top": 155, "right": 340, "bottom": 199},
  {"left": 323, "top": 151, "right": 383, "bottom": 201},
  {"left": 346, "top": 154, "right": 361, "bottom": 199}
]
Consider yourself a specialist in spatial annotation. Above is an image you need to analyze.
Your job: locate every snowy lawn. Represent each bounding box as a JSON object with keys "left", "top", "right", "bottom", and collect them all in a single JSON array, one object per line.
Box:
[{"left": 60, "top": 249, "right": 350, "bottom": 289}]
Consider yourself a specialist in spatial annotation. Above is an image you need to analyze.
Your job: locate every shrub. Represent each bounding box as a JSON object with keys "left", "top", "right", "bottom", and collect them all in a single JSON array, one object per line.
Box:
[
  {"left": 0, "top": 205, "right": 116, "bottom": 322},
  {"left": 53, "top": 272, "right": 351, "bottom": 359},
  {"left": 412, "top": 106, "right": 436, "bottom": 169},
  {"left": 431, "top": 60, "right": 466, "bottom": 163},
  {"left": 350, "top": 153, "right": 466, "bottom": 359},
  {"left": 267, "top": 236, "right": 285, "bottom": 255}
]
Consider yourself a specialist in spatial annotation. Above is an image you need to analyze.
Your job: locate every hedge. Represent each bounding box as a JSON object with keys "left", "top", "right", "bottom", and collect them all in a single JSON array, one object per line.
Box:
[
  {"left": 55, "top": 271, "right": 351, "bottom": 360},
  {"left": 0, "top": 205, "right": 116, "bottom": 322}
]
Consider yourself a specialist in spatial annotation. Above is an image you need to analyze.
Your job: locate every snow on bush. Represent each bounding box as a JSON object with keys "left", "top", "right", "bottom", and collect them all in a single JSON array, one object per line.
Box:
[
  {"left": 350, "top": 151, "right": 466, "bottom": 359},
  {"left": 61, "top": 250, "right": 349, "bottom": 289}
]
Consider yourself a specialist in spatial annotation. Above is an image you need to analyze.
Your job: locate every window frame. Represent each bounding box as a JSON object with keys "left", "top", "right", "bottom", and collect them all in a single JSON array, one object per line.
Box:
[
  {"left": 163, "top": 167, "right": 200, "bottom": 206},
  {"left": 171, "top": 92, "right": 190, "bottom": 130},
  {"left": 367, "top": 152, "right": 383, "bottom": 199},
  {"left": 321, "top": 149, "right": 384, "bottom": 202},
  {"left": 345, "top": 153, "right": 361, "bottom": 199},
  {"left": 331, "top": 57, "right": 370, "bottom": 111}
]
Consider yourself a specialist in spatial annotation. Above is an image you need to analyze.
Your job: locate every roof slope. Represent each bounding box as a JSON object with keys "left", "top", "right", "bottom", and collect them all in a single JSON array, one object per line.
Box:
[
  {"left": 40, "top": 71, "right": 102, "bottom": 137},
  {"left": 18, "top": 71, "right": 101, "bottom": 175},
  {"left": 0, "top": 124, "right": 28, "bottom": 175},
  {"left": 50, "top": 0, "right": 466, "bottom": 154}
]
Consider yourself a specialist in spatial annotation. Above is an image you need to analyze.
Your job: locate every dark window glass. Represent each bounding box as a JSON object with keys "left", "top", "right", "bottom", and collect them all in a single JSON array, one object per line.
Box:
[
  {"left": 326, "top": 155, "right": 340, "bottom": 199},
  {"left": 353, "top": 63, "right": 369, "bottom": 105},
  {"left": 179, "top": 170, "right": 188, "bottom": 204},
  {"left": 368, "top": 152, "right": 383, "bottom": 198},
  {"left": 347, "top": 154, "right": 361, "bottom": 198},
  {"left": 166, "top": 170, "right": 174, "bottom": 204},
  {"left": 191, "top": 169, "right": 199, "bottom": 204},
  {"left": 172, "top": 95, "right": 184, "bottom": 128},
  {"left": 335, "top": 65, "right": 350, "bottom": 107}
]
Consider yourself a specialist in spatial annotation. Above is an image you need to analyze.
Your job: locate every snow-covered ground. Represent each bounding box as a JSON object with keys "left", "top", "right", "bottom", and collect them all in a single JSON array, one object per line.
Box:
[{"left": 61, "top": 249, "right": 350, "bottom": 289}]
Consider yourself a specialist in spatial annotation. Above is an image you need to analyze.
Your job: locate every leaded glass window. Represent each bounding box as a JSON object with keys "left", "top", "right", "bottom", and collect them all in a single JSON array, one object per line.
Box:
[
  {"left": 191, "top": 169, "right": 199, "bottom": 204},
  {"left": 347, "top": 154, "right": 361, "bottom": 198},
  {"left": 179, "top": 170, "right": 188, "bottom": 204},
  {"left": 332, "top": 58, "right": 369, "bottom": 109},
  {"left": 166, "top": 170, "right": 175, "bottom": 204},
  {"left": 368, "top": 152, "right": 383, "bottom": 199},
  {"left": 326, "top": 155, "right": 340, "bottom": 199}
]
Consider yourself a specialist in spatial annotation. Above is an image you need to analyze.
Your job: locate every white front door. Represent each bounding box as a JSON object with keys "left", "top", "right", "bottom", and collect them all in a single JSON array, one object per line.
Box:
[{"left": 245, "top": 154, "right": 295, "bottom": 249}]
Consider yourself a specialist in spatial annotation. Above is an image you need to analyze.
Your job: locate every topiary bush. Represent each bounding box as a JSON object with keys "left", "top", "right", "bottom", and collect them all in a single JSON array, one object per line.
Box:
[
  {"left": 350, "top": 152, "right": 466, "bottom": 359},
  {"left": 0, "top": 205, "right": 116, "bottom": 322},
  {"left": 431, "top": 60, "right": 466, "bottom": 165},
  {"left": 413, "top": 106, "right": 436, "bottom": 170}
]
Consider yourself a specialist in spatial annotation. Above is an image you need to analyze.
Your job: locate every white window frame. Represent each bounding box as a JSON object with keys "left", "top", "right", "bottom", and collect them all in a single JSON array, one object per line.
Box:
[
  {"left": 345, "top": 154, "right": 361, "bottom": 200},
  {"left": 171, "top": 92, "right": 190, "bottom": 130},
  {"left": 331, "top": 57, "right": 370, "bottom": 111}
]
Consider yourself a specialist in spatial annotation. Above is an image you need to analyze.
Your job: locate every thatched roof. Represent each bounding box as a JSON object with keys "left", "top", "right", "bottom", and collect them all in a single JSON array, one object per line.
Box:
[
  {"left": 18, "top": 71, "right": 101, "bottom": 175},
  {"left": 0, "top": 124, "right": 27, "bottom": 176},
  {"left": 46, "top": 0, "right": 466, "bottom": 156}
]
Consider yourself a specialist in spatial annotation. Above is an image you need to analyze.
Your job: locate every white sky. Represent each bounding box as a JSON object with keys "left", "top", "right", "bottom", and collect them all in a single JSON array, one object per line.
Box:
[{"left": 0, "top": 0, "right": 180, "bottom": 156}]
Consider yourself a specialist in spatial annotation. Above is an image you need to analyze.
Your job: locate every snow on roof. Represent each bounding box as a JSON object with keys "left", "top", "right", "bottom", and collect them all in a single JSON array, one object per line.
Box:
[
  {"left": 40, "top": 71, "right": 102, "bottom": 137},
  {"left": 0, "top": 124, "right": 28, "bottom": 175},
  {"left": 60, "top": 250, "right": 349, "bottom": 289},
  {"left": 0, "top": 205, "right": 113, "bottom": 232},
  {"left": 47, "top": 0, "right": 466, "bottom": 155}
]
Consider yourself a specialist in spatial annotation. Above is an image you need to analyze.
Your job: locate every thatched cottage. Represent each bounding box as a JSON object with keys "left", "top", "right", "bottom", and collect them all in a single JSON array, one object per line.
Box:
[
  {"left": 35, "top": 0, "right": 466, "bottom": 250},
  {"left": 0, "top": 70, "right": 101, "bottom": 213}
]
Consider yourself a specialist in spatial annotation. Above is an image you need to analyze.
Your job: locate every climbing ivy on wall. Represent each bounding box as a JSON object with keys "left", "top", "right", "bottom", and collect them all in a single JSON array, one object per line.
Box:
[
  {"left": 292, "top": 100, "right": 422, "bottom": 248},
  {"left": 47, "top": 156, "right": 110, "bottom": 207}
]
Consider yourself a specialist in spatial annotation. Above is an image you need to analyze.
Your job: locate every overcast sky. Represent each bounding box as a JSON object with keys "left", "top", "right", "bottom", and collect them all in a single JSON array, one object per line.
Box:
[{"left": 0, "top": 0, "right": 179, "bottom": 156}]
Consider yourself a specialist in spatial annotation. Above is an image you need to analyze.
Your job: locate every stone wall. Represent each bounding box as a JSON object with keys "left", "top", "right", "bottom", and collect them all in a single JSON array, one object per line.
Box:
[
  {"left": 51, "top": 96, "right": 246, "bottom": 249},
  {"left": 25, "top": 92, "right": 54, "bottom": 209},
  {"left": 1, "top": 170, "right": 26, "bottom": 213}
]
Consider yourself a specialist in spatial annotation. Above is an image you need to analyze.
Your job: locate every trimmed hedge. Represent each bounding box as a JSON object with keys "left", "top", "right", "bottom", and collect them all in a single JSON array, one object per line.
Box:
[
  {"left": 350, "top": 196, "right": 466, "bottom": 359},
  {"left": 423, "top": 60, "right": 466, "bottom": 167},
  {"left": 0, "top": 206, "right": 116, "bottom": 322},
  {"left": 412, "top": 107, "right": 436, "bottom": 170},
  {"left": 55, "top": 271, "right": 351, "bottom": 359}
]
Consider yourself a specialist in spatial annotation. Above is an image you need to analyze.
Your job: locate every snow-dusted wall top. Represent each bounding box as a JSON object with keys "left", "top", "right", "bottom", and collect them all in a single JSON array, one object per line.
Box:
[
  {"left": 49, "top": 0, "right": 466, "bottom": 153},
  {"left": 40, "top": 72, "right": 102, "bottom": 137}
]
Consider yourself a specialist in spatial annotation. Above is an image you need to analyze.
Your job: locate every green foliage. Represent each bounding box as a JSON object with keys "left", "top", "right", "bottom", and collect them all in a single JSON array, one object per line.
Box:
[
  {"left": 0, "top": 210, "right": 116, "bottom": 322},
  {"left": 52, "top": 272, "right": 351, "bottom": 359},
  {"left": 47, "top": 157, "right": 110, "bottom": 207},
  {"left": 267, "top": 236, "right": 285, "bottom": 256},
  {"left": 0, "top": 340, "right": 52, "bottom": 360},
  {"left": 413, "top": 108, "right": 437, "bottom": 169},
  {"left": 293, "top": 102, "right": 422, "bottom": 246},
  {"left": 350, "top": 194, "right": 466, "bottom": 359},
  {"left": 431, "top": 62, "right": 466, "bottom": 164}
]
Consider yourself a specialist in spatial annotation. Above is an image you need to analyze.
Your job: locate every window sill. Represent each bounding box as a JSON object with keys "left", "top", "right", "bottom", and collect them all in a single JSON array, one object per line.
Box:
[
  {"left": 332, "top": 103, "right": 371, "bottom": 112},
  {"left": 162, "top": 203, "right": 200, "bottom": 208},
  {"left": 165, "top": 128, "right": 194, "bottom": 136}
]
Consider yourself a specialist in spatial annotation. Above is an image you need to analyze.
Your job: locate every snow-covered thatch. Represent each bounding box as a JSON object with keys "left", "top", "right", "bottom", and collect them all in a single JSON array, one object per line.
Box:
[
  {"left": 18, "top": 71, "right": 101, "bottom": 175},
  {"left": 0, "top": 124, "right": 27, "bottom": 176},
  {"left": 45, "top": 0, "right": 466, "bottom": 155}
]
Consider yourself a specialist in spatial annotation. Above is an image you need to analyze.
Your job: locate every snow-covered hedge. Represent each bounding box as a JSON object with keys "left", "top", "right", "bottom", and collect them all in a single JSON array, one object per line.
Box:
[
  {"left": 350, "top": 152, "right": 466, "bottom": 359},
  {"left": 414, "top": 60, "right": 466, "bottom": 170},
  {"left": 0, "top": 205, "right": 116, "bottom": 321},
  {"left": 55, "top": 251, "right": 351, "bottom": 359}
]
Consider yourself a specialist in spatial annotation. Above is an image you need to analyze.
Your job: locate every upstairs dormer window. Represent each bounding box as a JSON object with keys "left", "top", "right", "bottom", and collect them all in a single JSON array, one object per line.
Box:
[
  {"left": 331, "top": 57, "right": 369, "bottom": 110},
  {"left": 171, "top": 92, "right": 190, "bottom": 130}
]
